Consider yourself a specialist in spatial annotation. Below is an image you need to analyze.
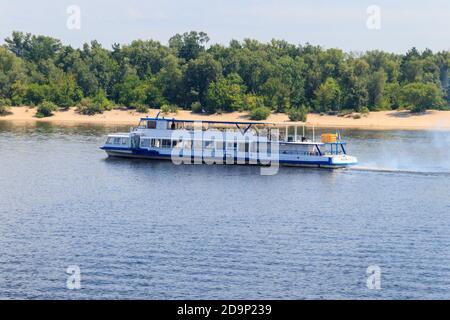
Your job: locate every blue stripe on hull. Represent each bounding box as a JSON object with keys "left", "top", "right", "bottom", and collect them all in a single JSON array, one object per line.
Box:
[{"left": 101, "top": 146, "right": 351, "bottom": 168}]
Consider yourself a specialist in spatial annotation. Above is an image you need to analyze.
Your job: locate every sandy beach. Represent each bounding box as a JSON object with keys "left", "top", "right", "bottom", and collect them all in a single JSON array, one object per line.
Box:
[{"left": 2, "top": 106, "right": 450, "bottom": 131}]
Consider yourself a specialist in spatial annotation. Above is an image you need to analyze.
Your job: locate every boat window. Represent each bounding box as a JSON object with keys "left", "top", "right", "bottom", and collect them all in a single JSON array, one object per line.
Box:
[
  {"left": 141, "top": 139, "right": 150, "bottom": 148},
  {"left": 238, "top": 142, "right": 250, "bottom": 153},
  {"left": 106, "top": 137, "right": 113, "bottom": 144},
  {"left": 193, "top": 140, "right": 203, "bottom": 150},
  {"left": 204, "top": 140, "right": 214, "bottom": 149},
  {"left": 259, "top": 143, "right": 271, "bottom": 155},
  {"left": 250, "top": 142, "right": 257, "bottom": 153},
  {"left": 182, "top": 140, "right": 192, "bottom": 149},
  {"left": 113, "top": 137, "right": 121, "bottom": 145},
  {"left": 216, "top": 141, "right": 224, "bottom": 150},
  {"left": 147, "top": 121, "right": 157, "bottom": 129},
  {"left": 121, "top": 138, "right": 129, "bottom": 145},
  {"left": 161, "top": 139, "right": 171, "bottom": 148},
  {"left": 151, "top": 139, "right": 161, "bottom": 148}
]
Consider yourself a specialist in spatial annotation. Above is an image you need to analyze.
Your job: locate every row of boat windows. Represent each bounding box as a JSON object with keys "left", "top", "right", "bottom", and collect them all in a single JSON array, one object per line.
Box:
[
  {"left": 106, "top": 137, "right": 130, "bottom": 145},
  {"left": 140, "top": 138, "right": 264, "bottom": 152},
  {"left": 141, "top": 139, "right": 172, "bottom": 148},
  {"left": 106, "top": 137, "right": 258, "bottom": 152},
  {"left": 141, "top": 139, "right": 323, "bottom": 155},
  {"left": 106, "top": 137, "right": 329, "bottom": 156}
]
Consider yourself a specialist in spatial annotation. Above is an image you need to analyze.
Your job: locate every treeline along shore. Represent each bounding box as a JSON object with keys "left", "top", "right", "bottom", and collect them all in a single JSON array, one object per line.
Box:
[
  {"left": 1, "top": 31, "right": 450, "bottom": 128},
  {"left": 3, "top": 106, "right": 450, "bottom": 131}
]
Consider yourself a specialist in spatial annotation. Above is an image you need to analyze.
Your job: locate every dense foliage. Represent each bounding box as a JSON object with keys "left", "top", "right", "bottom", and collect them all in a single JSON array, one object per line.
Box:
[
  {"left": 36, "top": 100, "right": 57, "bottom": 118},
  {"left": 250, "top": 106, "right": 271, "bottom": 120},
  {"left": 1, "top": 31, "right": 450, "bottom": 118},
  {"left": 287, "top": 106, "right": 309, "bottom": 122}
]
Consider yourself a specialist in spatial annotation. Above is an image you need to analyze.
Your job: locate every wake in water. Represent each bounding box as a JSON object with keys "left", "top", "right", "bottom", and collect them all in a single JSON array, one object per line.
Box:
[
  {"left": 349, "top": 165, "right": 450, "bottom": 176},
  {"left": 344, "top": 130, "right": 450, "bottom": 177}
]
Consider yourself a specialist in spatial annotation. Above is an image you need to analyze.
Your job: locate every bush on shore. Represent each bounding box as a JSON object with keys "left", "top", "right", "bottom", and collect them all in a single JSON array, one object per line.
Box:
[
  {"left": 360, "top": 106, "right": 370, "bottom": 115},
  {"left": 250, "top": 106, "right": 271, "bottom": 120},
  {"left": 191, "top": 102, "right": 203, "bottom": 114},
  {"left": 0, "top": 98, "right": 12, "bottom": 116},
  {"left": 76, "top": 97, "right": 106, "bottom": 115},
  {"left": 75, "top": 91, "right": 113, "bottom": 116},
  {"left": 0, "top": 105, "right": 11, "bottom": 116},
  {"left": 36, "top": 101, "right": 58, "bottom": 118},
  {"left": 135, "top": 104, "right": 149, "bottom": 114},
  {"left": 287, "top": 106, "right": 308, "bottom": 122},
  {"left": 92, "top": 90, "right": 113, "bottom": 111},
  {"left": 161, "top": 104, "right": 179, "bottom": 114}
]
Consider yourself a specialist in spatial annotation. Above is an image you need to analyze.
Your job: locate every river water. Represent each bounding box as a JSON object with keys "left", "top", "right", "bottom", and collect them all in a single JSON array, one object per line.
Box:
[{"left": 0, "top": 121, "right": 449, "bottom": 299}]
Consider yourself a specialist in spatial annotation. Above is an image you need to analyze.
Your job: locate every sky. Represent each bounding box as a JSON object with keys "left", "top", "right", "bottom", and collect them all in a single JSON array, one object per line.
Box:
[{"left": 0, "top": 0, "right": 449, "bottom": 53}]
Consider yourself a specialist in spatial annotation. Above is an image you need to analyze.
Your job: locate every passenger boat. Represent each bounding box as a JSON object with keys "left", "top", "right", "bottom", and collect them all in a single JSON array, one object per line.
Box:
[{"left": 100, "top": 115, "right": 357, "bottom": 168}]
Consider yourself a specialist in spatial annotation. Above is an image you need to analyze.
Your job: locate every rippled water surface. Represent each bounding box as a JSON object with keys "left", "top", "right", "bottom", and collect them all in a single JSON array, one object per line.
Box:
[{"left": 1, "top": 121, "right": 450, "bottom": 299}]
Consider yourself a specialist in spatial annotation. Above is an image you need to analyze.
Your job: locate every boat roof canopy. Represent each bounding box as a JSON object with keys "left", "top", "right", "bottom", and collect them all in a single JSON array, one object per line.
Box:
[{"left": 140, "top": 117, "right": 277, "bottom": 126}]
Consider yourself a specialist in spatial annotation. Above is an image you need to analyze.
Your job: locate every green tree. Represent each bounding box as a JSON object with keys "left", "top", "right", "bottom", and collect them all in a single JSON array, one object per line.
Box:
[
  {"left": 169, "top": 31, "right": 209, "bottom": 61},
  {"left": 182, "top": 53, "right": 222, "bottom": 107},
  {"left": 242, "top": 94, "right": 265, "bottom": 111},
  {"left": 0, "top": 47, "right": 27, "bottom": 101},
  {"left": 260, "top": 77, "right": 291, "bottom": 112},
  {"left": 24, "top": 83, "right": 52, "bottom": 105},
  {"left": 112, "top": 75, "right": 147, "bottom": 107},
  {"left": 118, "top": 39, "right": 170, "bottom": 78},
  {"left": 314, "top": 77, "right": 341, "bottom": 112},
  {"left": 144, "top": 79, "right": 167, "bottom": 108},
  {"left": 50, "top": 73, "right": 82, "bottom": 109},
  {"left": 400, "top": 82, "right": 444, "bottom": 112},
  {"left": 92, "top": 89, "right": 112, "bottom": 110},
  {"left": 383, "top": 82, "right": 401, "bottom": 109},
  {"left": 155, "top": 54, "right": 183, "bottom": 104},
  {"left": 367, "top": 70, "right": 388, "bottom": 110},
  {"left": 5, "top": 31, "right": 62, "bottom": 62},
  {"left": 205, "top": 73, "right": 246, "bottom": 113}
]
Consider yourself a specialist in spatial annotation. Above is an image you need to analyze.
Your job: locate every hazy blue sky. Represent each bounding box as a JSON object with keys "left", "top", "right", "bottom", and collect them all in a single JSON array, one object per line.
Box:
[{"left": 1, "top": 0, "right": 449, "bottom": 52}]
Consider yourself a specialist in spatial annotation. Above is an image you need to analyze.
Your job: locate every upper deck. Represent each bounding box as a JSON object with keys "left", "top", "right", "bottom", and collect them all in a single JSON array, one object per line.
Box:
[{"left": 133, "top": 116, "right": 346, "bottom": 146}]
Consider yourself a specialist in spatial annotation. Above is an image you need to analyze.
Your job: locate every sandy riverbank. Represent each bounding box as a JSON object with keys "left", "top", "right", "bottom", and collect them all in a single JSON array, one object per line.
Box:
[{"left": 2, "top": 106, "right": 450, "bottom": 131}]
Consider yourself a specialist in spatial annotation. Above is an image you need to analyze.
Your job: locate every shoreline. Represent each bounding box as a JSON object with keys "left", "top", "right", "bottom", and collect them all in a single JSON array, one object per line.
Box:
[{"left": 2, "top": 106, "right": 450, "bottom": 131}]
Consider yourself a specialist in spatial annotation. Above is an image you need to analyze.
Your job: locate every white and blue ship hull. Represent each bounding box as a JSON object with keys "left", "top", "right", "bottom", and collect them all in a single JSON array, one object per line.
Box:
[
  {"left": 101, "top": 146, "right": 357, "bottom": 168},
  {"left": 100, "top": 117, "right": 358, "bottom": 169}
]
